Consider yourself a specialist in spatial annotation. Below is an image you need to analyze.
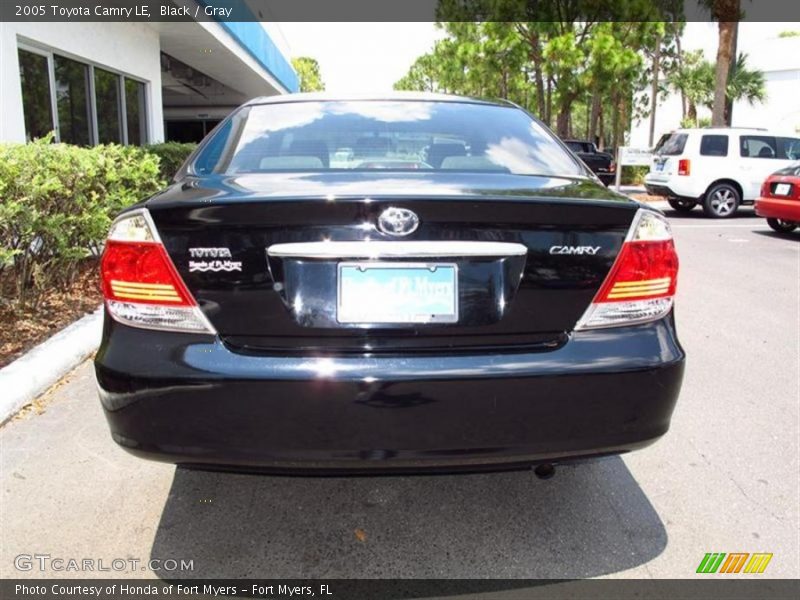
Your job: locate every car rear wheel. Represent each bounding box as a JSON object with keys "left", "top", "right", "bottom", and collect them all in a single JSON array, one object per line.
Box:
[
  {"left": 703, "top": 183, "right": 741, "bottom": 218},
  {"left": 767, "top": 218, "right": 798, "bottom": 233},
  {"left": 668, "top": 198, "right": 697, "bottom": 213}
]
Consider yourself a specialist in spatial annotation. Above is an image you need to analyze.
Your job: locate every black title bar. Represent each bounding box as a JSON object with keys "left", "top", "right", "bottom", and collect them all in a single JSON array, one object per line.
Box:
[{"left": 2, "top": 0, "right": 800, "bottom": 22}]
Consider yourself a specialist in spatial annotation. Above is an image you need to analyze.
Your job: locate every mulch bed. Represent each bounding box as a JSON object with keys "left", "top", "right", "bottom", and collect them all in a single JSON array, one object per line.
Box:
[
  {"left": 0, "top": 259, "right": 102, "bottom": 369},
  {"left": 628, "top": 192, "right": 665, "bottom": 203}
]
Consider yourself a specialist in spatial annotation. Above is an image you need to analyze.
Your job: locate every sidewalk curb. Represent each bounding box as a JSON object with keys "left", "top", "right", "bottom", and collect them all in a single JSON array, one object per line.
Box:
[{"left": 0, "top": 307, "right": 103, "bottom": 425}]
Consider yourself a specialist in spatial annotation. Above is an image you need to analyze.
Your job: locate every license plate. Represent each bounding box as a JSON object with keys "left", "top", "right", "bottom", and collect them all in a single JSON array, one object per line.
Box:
[
  {"left": 774, "top": 183, "right": 792, "bottom": 196},
  {"left": 337, "top": 262, "right": 458, "bottom": 324},
  {"left": 655, "top": 162, "right": 664, "bottom": 172}
]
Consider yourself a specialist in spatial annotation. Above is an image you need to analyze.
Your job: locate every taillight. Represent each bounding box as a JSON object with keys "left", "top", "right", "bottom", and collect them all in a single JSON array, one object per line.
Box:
[
  {"left": 576, "top": 210, "right": 678, "bottom": 330},
  {"left": 609, "top": 161, "right": 617, "bottom": 173},
  {"left": 100, "top": 209, "right": 215, "bottom": 333},
  {"left": 678, "top": 159, "right": 691, "bottom": 176}
]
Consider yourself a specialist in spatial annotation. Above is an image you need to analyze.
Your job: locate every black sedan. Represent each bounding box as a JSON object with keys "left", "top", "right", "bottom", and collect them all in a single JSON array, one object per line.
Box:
[{"left": 95, "top": 93, "right": 684, "bottom": 473}]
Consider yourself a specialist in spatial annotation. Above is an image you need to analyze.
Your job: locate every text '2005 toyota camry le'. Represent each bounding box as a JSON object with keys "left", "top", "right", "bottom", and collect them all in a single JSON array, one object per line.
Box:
[{"left": 95, "top": 93, "right": 684, "bottom": 474}]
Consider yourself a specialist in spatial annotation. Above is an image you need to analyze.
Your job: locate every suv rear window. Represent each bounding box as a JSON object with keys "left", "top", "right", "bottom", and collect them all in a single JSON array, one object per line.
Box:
[
  {"left": 700, "top": 135, "right": 728, "bottom": 157},
  {"left": 654, "top": 133, "right": 688, "bottom": 156},
  {"left": 193, "top": 100, "right": 583, "bottom": 177}
]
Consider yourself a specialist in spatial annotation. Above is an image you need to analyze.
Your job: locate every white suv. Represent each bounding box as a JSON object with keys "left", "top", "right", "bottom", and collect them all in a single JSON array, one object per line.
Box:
[{"left": 644, "top": 128, "right": 800, "bottom": 218}]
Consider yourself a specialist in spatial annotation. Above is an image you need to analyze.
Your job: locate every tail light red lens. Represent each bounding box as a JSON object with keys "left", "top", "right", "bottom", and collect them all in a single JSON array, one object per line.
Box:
[
  {"left": 678, "top": 159, "right": 691, "bottom": 176},
  {"left": 577, "top": 210, "right": 678, "bottom": 330},
  {"left": 101, "top": 241, "right": 193, "bottom": 306},
  {"left": 100, "top": 209, "right": 215, "bottom": 333},
  {"left": 609, "top": 161, "right": 617, "bottom": 173},
  {"left": 594, "top": 239, "right": 678, "bottom": 302}
]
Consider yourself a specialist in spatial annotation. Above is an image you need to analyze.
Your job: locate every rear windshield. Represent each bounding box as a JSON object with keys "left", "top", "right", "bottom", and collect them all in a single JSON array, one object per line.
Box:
[
  {"left": 654, "top": 133, "right": 688, "bottom": 156},
  {"left": 192, "top": 100, "right": 583, "bottom": 177}
]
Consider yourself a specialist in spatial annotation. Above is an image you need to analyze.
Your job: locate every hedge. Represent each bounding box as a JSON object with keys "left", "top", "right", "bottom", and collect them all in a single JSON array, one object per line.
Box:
[
  {"left": 0, "top": 137, "right": 164, "bottom": 307},
  {"left": 620, "top": 165, "right": 649, "bottom": 186},
  {"left": 144, "top": 142, "right": 197, "bottom": 180}
]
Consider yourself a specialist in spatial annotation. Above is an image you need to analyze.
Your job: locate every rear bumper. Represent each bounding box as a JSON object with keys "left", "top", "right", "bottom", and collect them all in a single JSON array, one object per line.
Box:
[
  {"left": 755, "top": 197, "right": 800, "bottom": 222},
  {"left": 94, "top": 314, "right": 685, "bottom": 473}
]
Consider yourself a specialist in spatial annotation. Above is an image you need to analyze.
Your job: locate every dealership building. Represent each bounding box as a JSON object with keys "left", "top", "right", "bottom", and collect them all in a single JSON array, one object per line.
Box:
[{"left": 0, "top": 7, "right": 297, "bottom": 146}]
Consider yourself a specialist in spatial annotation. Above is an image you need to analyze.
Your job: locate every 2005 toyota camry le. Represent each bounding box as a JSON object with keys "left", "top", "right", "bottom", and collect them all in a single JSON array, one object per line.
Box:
[{"left": 95, "top": 93, "right": 684, "bottom": 474}]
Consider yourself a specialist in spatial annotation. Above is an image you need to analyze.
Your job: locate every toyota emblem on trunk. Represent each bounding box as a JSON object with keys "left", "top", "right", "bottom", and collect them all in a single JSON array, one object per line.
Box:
[{"left": 377, "top": 207, "right": 419, "bottom": 236}]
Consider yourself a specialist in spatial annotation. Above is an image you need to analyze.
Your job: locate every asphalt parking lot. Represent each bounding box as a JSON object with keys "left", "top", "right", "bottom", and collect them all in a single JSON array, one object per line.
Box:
[{"left": 2, "top": 205, "right": 798, "bottom": 581}]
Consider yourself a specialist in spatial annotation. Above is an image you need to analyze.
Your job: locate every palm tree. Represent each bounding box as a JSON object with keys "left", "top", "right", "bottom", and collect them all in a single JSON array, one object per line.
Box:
[
  {"left": 726, "top": 53, "right": 767, "bottom": 108},
  {"left": 667, "top": 50, "right": 714, "bottom": 126},
  {"left": 703, "top": 0, "right": 742, "bottom": 126}
]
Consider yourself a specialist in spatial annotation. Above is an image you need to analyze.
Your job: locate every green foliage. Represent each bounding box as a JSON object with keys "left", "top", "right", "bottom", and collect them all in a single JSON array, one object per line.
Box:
[
  {"left": 394, "top": 11, "right": 683, "bottom": 147},
  {"left": 621, "top": 165, "right": 649, "bottom": 186},
  {"left": 144, "top": 142, "right": 197, "bottom": 181},
  {"left": 726, "top": 53, "right": 767, "bottom": 106},
  {"left": 0, "top": 137, "right": 163, "bottom": 307},
  {"left": 668, "top": 50, "right": 766, "bottom": 127},
  {"left": 292, "top": 56, "right": 325, "bottom": 92}
]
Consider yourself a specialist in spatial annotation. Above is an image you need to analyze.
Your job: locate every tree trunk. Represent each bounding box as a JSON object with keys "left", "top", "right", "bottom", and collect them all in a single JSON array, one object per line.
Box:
[
  {"left": 598, "top": 109, "right": 605, "bottom": 151},
  {"left": 545, "top": 78, "right": 553, "bottom": 127},
  {"left": 676, "top": 35, "right": 687, "bottom": 119},
  {"left": 687, "top": 101, "right": 697, "bottom": 126},
  {"left": 530, "top": 33, "right": 547, "bottom": 119},
  {"left": 589, "top": 91, "right": 601, "bottom": 143},
  {"left": 556, "top": 106, "right": 570, "bottom": 138},
  {"left": 611, "top": 90, "right": 621, "bottom": 152},
  {"left": 585, "top": 99, "right": 590, "bottom": 139},
  {"left": 724, "top": 22, "right": 739, "bottom": 125},
  {"left": 712, "top": 20, "right": 736, "bottom": 126},
  {"left": 648, "top": 33, "right": 662, "bottom": 148}
]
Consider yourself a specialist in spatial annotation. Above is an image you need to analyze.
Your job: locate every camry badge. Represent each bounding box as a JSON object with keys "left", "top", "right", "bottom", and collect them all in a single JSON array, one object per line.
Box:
[
  {"left": 377, "top": 207, "right": 419, "bottom": 237},
  {"left": 549, "top": 245, "right": 601, "bottom": 256}
]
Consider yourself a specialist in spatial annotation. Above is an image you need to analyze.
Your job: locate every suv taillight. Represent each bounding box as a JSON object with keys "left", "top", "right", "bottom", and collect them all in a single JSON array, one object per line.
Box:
[
  {"left": 100, "top": 209, "right": 215, "bottom": 333},
  {"left": 678, "top": 159, "right": 691, "bottom": 176},
  {"left": 576, "top": 210, "right": 678, "bottom": 330}
]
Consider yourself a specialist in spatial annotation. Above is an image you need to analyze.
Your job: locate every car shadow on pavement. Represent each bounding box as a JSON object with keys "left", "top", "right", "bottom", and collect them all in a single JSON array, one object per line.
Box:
[
  {"left": 150, "top": 456, "right": 666, "bottom": 580},
  {"left": 661, "top": 207, "right": 757, "bottom": 220},
  {"left": 752, "top": 229, "right": 800, "bottom": 242}
]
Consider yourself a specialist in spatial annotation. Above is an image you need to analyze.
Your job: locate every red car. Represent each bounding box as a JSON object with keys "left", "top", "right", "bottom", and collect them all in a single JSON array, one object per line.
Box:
[{"left": 756, "top": 163, "right": 800, "bottom": 233}]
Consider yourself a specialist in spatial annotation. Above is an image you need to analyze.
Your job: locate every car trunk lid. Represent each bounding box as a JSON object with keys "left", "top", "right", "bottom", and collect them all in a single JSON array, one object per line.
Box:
[{"left": 147, "top": 172, "right": 639, "bottom": 353}]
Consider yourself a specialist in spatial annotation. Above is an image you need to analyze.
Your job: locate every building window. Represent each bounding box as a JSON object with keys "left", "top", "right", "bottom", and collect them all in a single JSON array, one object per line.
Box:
[
  {"left": 18, "top": 49, "right": 54, "bottom": 141},
  {"left": 165, "top": 119, "right": 222, "bottom": 143},
  {"left": 94, "top": 68, "right": 122, "bottom": 143},
  {"left": 17, "top": 45, "right": 147, "bottom": 146},
  {"left": 54, "top": 55, "right": 92, "bottom": 146},
  {"left": 125, "top": 79, "right": 147, "bottom": 146}
]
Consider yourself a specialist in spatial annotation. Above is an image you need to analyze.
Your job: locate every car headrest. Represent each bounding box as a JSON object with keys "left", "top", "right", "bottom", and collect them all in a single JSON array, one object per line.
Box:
[
  {"left": 288, "top": 139, "right": 329, "bottom": 168},
  {"left": 440, "top": 156, "right": 508, "bottom": 172},
  {"left": 354, "top": 137, "right": 390, "bottom": 158},
  {"left": 259, "top": 156, "right": 324, "bottom": 170},
  {"left": 757, "top": 146, "right": 775, "bottom": 158},
  {"left": 426, "top": 143, "right": 467, "bottom": 168}
]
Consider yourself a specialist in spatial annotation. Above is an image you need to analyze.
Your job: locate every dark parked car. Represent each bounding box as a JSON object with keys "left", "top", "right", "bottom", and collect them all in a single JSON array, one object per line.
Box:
[
  {"left": 564, "top": 139, "right": 617, "bottom": 185},
  {"left": 755, "top": 162, "right": 800, "bottom": 233},
  {"left": 95, "top": 93, "right": 684, "bottom": 474}
]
